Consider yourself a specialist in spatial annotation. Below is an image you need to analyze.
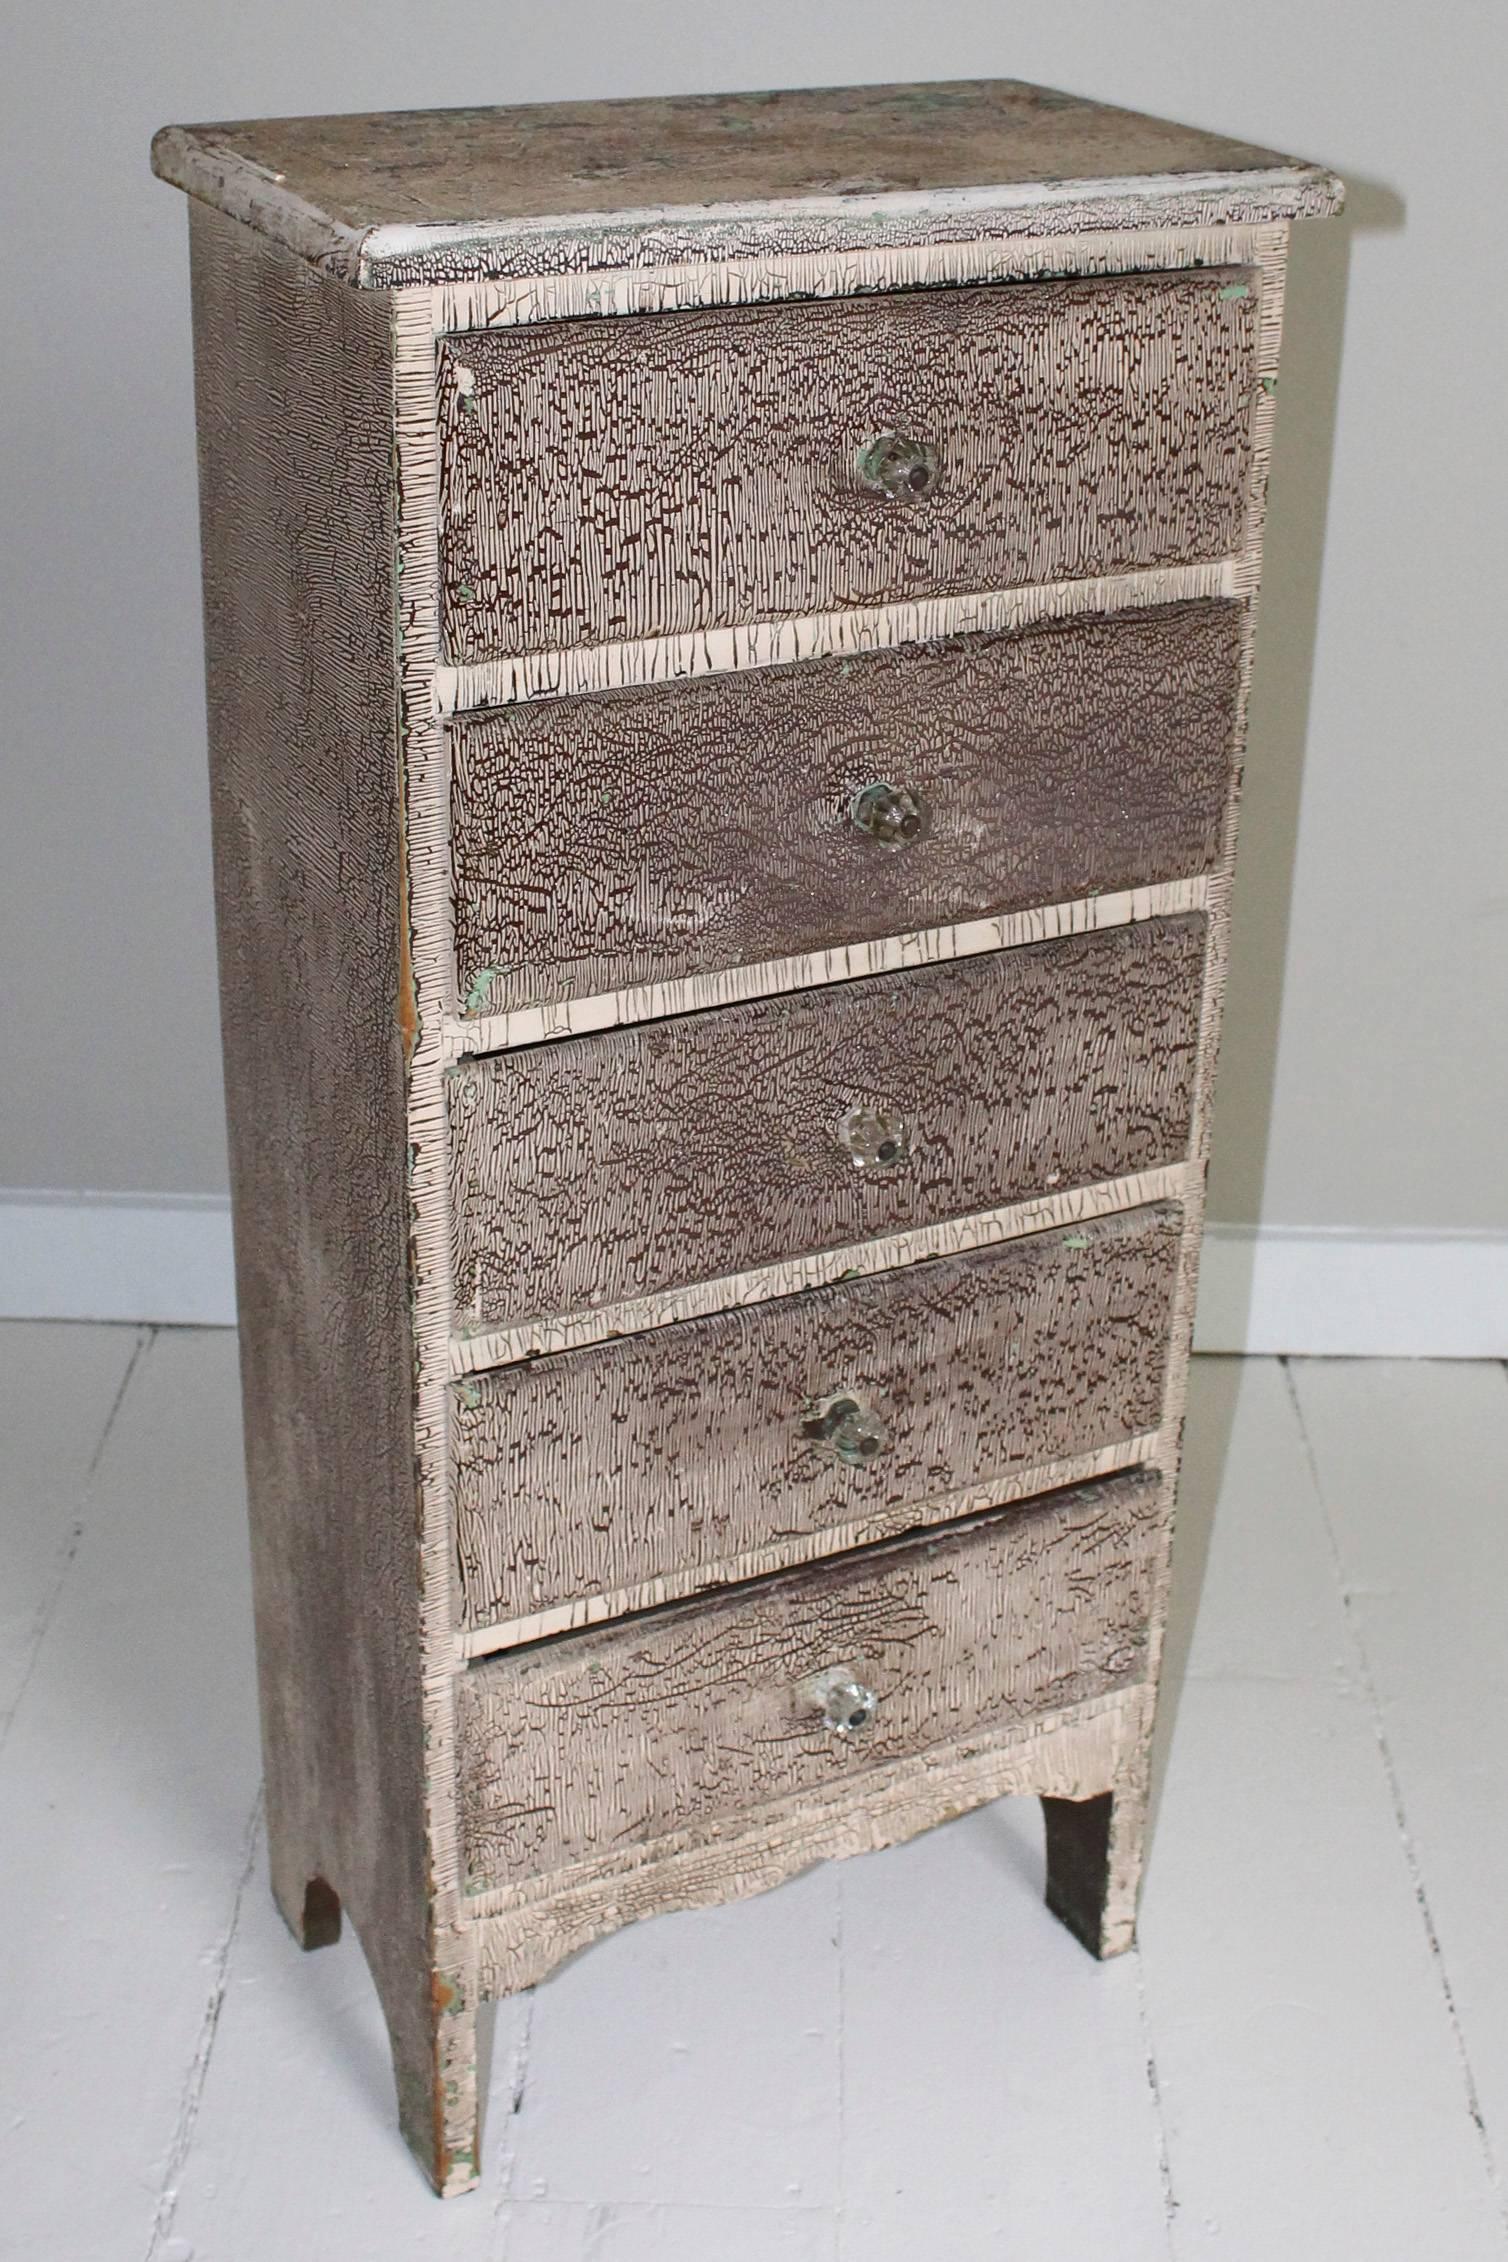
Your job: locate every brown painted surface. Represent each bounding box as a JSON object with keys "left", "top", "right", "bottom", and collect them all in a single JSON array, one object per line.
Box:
[
  {"left": 449, "top": 915, "right": 1206, "bottom": 1331},
  {"left": 451, "top": 600, "right": 1243, "bottom": 1013},
  {"left": 457, "top": 1465, "right": 1162, "bottom": 1890},
  {"left": 436, "top": 271, "right": 1256, "bottom": 658},
  {"left": 452, "top": 1204, "right": 1181, "bottom": 1634}
]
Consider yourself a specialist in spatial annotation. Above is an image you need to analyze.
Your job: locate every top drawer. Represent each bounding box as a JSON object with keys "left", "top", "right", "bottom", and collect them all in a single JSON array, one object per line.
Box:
[{"left": 436, "top": 268, "right": 1258, "bottom": 661}]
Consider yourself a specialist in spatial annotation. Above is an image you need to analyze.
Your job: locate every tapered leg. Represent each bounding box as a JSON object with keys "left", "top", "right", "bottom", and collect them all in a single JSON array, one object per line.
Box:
[
  {"left": 1040, "top": 1774, "right": 1149, "bottom": 1958},
  {"left": 383, "top": 1937, "right": 485, "bottom": 2198},
  {"left": 267, "top": 1821, "right": 483, "bottom": 2194}
]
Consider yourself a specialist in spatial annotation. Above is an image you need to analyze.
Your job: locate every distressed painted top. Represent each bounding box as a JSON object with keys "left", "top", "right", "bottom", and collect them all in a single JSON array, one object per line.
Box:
[{"left": 151, "top": 80, "right": 1343, "bottom": 288}]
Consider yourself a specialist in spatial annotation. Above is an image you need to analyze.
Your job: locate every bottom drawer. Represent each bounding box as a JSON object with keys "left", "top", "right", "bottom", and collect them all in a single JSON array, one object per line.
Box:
[{"left": 456, "top": 1465, "right": 1162, "bottom": 1895}]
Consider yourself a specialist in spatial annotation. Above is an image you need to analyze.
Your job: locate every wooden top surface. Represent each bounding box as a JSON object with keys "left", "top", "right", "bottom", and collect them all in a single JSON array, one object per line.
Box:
[{"left": 152, "top": 80, "right": 1341, "bottom": 288}]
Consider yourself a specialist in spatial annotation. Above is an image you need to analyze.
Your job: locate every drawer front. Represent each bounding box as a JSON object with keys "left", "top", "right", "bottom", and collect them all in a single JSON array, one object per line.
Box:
[
  {"left": 449, "top": 914, "right": 1203, "bottom": 1332},
  {"left": 452, "top": 600, "right": 1242, "bottom": 1017},
  {"left": 457, "top": 1464, "right": 1162, "bottom": 1889},
  {"left": 453, "top": 1201, "right": 1181, "bottom": 1636},
  {"left": 436, "top": 270, "right": 1257, "bottom": 661}
]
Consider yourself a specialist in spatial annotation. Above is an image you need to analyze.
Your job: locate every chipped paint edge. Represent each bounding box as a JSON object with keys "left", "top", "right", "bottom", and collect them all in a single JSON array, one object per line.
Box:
[
  {"left": 390, "top": 286, "right": 482, "bottom": 2189},
  {"left": 447, "top": 877, "right": 1210, "bottom": 1057},
  {"left": 449, "top": 1163, "right": 1195, "bottom": 1376},
  {"left": 435, "top": 560, "right": 1242, "bottom": 713},
  {"left": 458, "top": 1430, "right": 1162, "bottom": 1657},
  {"left": 426, "top": 220, "right": 1277, "bottom": 331}
]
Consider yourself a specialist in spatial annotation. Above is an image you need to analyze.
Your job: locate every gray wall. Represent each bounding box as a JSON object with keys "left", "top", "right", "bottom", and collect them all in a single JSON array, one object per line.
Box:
[{"left": 3, "top": 2, "right": 1503, "bottom": 1232}]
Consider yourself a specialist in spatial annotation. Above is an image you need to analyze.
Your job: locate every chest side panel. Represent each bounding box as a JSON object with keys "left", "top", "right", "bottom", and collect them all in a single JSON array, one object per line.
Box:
[{"left": 189, "top": 207, "right": 431, "bottom": 2017}]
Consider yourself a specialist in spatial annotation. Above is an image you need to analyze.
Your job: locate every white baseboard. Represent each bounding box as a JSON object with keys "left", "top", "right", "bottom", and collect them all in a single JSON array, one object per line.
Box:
[
  {"left": 1193, "top": 1222, "right": 1508, "bottom": 1357},
  {"left": 1, "top": 1192, "right": 1505, "bottom": 1357},
  {"left": 0, "top": 1192, "right": 237, "bottom": 1327}
]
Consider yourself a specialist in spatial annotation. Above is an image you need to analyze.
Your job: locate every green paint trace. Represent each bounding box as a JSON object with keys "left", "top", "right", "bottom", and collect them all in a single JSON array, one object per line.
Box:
[{"left": 463, "top": 967, "right": 501, "bottom": 1014}]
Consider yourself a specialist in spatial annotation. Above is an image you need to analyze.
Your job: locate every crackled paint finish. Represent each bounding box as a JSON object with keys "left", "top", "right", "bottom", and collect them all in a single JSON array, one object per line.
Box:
[
  {"left": 451, "top": 1204, "right": 1182, "bottom": 1641},
  {"left": 434, "top": 270, "right": 1256, "bottom": 660},
  {"left": 449, "top": 599, "right": 1243, "bottom": 1015},
  {"left": 447, "top": 916, "right": 1205, "bottom": 1332},
  {"left": 159, "top": 79, "right": 1336, "bottom": 2198},
  {"left": 457, "top": 1468, "right": 1164, "bottom": 1887},
  {"left": 150, "top": 80, "right": 1342, "bottom": 286}
]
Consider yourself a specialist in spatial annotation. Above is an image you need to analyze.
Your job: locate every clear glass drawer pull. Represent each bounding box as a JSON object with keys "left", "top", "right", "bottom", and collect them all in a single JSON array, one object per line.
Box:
[
  {"left": 802, "top": 1393, "right": 889, "bottom": 1467},
  {"left": 855, "top": 431, "right": 941, "bottom": 501},
  {"left": 838, "top": 1102, "right": 911, "bottom": 1170},
  {"left": 850, "top": 780, "right": 927, "bottom": 844},
  {"left": 808, "top": 1665, "right": 880, "bottom": 1737}
]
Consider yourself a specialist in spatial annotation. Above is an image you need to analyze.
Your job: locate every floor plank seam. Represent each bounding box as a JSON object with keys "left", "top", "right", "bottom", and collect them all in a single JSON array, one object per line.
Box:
[
  {"left": 84, "top": 1324, "right": 156, "bottom": 1481},
  {"left": 1134, "top": 1948, "right": 1181, "bottom": 2253},
  {"left": 0, "top": 1324, "right": 154, "bottom": 1761},
  {"left": 1281, "top": 1359, "right": 1508, "bottom": 2240},
  {"left": 141, "top": 1790, "right": 265, "bottom": 2262},
  {"left": 489, "top": 1987, "right": 538, "bottom": 2239}
]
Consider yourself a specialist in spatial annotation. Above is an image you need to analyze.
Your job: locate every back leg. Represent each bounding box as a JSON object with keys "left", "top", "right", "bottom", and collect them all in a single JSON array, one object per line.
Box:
[{"left": 1040, "top": 1778, "right": 1148, "bottom": 1959}]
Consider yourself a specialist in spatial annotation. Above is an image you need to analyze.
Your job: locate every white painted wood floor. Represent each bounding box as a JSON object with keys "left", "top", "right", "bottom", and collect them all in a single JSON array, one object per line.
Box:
[{"left": 3, "top": 1326, "right": 1506, "bottom": 2260}]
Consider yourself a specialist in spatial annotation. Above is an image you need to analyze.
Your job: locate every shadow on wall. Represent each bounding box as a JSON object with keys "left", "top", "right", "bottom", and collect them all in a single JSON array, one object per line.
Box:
[
  {"left": 1208, "top": 176, "right": 1407, "bottom": 1238},
  {"left": 1160, "top": 177, "right": 1405, "bottom": 1836}
]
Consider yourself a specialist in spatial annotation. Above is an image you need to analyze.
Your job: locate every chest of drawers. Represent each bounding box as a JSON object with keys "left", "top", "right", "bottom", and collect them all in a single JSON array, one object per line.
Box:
[{"left": 154, "top": 80, "right": 1340, "bottom": 2195}]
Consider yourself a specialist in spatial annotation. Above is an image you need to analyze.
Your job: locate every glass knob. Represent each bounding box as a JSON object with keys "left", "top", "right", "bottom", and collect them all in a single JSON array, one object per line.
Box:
[
  {"left": 838, "top": 1103, "right": 911, "bottom": 1170},
  {"left": 801, "top": 1394, "right": 890, "bottom": 1467},
  {"left": 850, "top": 781, "right": 927, "bottom": 845},
  {"left": 855, "top": 431, "right": 941, "bottom": 501},
  {"left": 809, "top": 1665, "right": 881, "bottom": 1737}
]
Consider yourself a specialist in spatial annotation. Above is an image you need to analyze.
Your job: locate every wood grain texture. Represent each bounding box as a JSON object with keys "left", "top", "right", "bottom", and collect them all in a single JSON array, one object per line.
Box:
[
  {"left": 436, "top": 270, "right": 1256, "bottom": 659},
  {"left": 451, "top": 599, "right": 1242, "bottom": 1015},
  {"left": 186, "top": 207, "right": 464, "bottom": 2180},
  {"left": 457, "top": 1466, "right": 1162, "bottom": 1892},
  {"left": 451, "top": 1202, "right": 1181, "bottom": 1637},
  {"left": 150, "top": 82, "right": 1340, "bottom": 287},
  {"left": 449, "top": 914, "right": 1205, "bottom": 1332}
]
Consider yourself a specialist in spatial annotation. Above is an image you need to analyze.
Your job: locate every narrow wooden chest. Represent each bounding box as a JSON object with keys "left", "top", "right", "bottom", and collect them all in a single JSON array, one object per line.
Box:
[{"left": 154, "top": 80, "right": 1340, "bottom": 2194}]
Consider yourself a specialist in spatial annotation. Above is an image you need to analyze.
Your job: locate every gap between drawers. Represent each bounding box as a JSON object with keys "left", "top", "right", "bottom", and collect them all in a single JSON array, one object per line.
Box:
[
  {"left": 449, "top": 1160, "right": 1195, "bottom": 1376},
  {"left": 444, "top": 874, "right": 1211, "bottom": 1061},
  {"left": 456, "top": 1428, "right": 1163, "bottom": 1660}
]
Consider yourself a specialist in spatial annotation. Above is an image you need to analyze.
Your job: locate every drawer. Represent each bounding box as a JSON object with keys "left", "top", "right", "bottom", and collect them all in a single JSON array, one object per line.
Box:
[
  {"left": 448, "top": 913, "right": 1203, "bottom": 1333},
  {"left": 452, "top": 1200, "right": 1181, "bottom": 1638},
  {"left": 456, "top": 1463, "right": 1163, "bottom": 1891},
  {"left": 452, "top": 600, "right": 1242, "bottom": 1018},
  {"left": 436, "top": 269, "right": 1257, "bottom": 661}
]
